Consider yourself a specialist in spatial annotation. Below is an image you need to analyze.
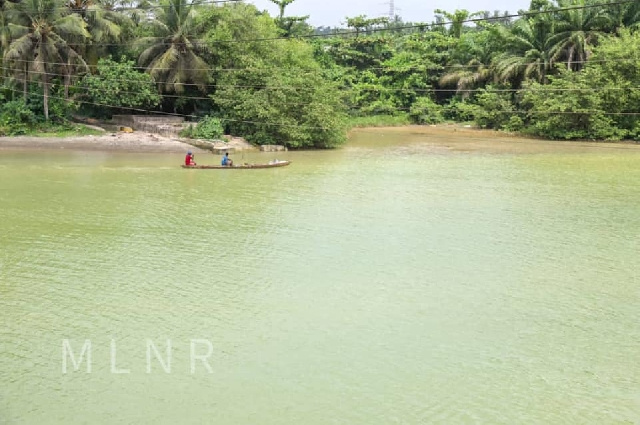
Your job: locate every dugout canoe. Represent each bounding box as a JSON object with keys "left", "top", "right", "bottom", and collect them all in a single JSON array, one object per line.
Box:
[{"left": 182, "top": 161, "right": 291, "bottom": 169}]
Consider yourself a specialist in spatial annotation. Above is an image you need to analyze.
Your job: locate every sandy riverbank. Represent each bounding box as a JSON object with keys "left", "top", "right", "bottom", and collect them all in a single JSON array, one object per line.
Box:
[
  {"left": 2, "top": 125, "right": 639, "bottom": 153},
  {"left": 0, "top": 132, "right": 199, "bottom": 152},
  {"left": 350, "top": 125, "right": 640, "bottom": 154},
  {"left": 0, "top": 131, "right": 255, "bottom": 153}
]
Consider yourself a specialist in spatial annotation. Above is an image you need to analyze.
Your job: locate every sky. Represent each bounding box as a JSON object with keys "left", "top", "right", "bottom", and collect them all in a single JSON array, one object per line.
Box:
[{"left": 247, "top": 0, "right": 533, "bottom": 27}]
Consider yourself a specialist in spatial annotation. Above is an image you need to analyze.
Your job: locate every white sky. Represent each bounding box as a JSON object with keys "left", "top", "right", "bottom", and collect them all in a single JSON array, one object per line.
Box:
[{"left": 247, "top": 0, "right": 533, "bottom": 27}]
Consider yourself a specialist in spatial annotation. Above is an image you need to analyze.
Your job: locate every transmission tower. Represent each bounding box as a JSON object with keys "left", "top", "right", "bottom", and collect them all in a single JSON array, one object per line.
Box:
[{"left": 388, "top": 0, "right": 395, "bottom": 19}]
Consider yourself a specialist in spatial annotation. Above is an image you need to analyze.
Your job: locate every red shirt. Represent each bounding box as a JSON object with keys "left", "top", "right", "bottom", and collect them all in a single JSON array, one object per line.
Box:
[{"left": 185, "top": 154, "right": 194, "bottom": 166}]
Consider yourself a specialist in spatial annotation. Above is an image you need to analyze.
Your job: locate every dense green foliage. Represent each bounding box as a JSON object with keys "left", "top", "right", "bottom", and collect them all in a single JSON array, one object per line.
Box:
[
  {"left": 0, "top": 98, "right": 35, "bottom": 135},
  {"left": 80, "top": 57, "right": 161, "bottom": 115},
  {"left": 198, "top": 3, "right": 347, "bottom": 148},
  {"left": 0, "top": 0, "right": 639, "bottom": 145},
  {"left": 0, "top": 93, "right": 99, "bottom": 135},
  {"left": 180, "top": 115, "right": 223, "bottom": 140}
]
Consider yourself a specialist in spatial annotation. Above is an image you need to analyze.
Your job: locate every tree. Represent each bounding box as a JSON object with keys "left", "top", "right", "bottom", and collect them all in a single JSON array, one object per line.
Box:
[
  {"left": 68, "top": 0, "right": 130, "bottom": 66},
  {"left": 548, "top": 0, "right": 609, "bottom": 71},
  {"left": 517, "top": 30, "right": 640, "bottom": 140},
  {"left": 267, "top": 0, "right": 295, "bottom": 20},
  {"left": 4, "top": 0, "right": 90, "bottom": 119},
  {"left": 434, "top": 9, "right": 483, "bottom": 38},
  {"left": 439, "top": 58, "right": 493, "bottom": 96},
  {"left": 492, "top": 15, "right": 555, "bottom": 85},
  {"left": 605, "top": 0, "right": 640, "bottom": 32},
  {"left": 201, "top": 3, "right": 347, "bottom": 148},
  {"left": 345, "top": 15, "right": 389, "bottom": 37},
  {"left": 440, "top": 29, "right": 500, "bottom": 96},
  {"left": 0, "top": 3, "right": 12, "bottom": 59},
  {"left": 136, "top": 0, "right": 209, "bottom": 95},
  {"left": 275, "top": 15, "right": 311, "bottom": 37},
  {"left": 80, "top": 56, "right": 161, "bottom": 115}
]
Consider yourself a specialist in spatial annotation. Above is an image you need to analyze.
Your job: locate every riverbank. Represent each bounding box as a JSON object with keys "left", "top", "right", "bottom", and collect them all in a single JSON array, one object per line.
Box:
[
  {"left": 2, "top": 124, "right": 639, "bottom": 153},
  {"left": 348, "top": 124, "right": 640, "bottom": 154},
  {"left": 0, "top": 132, "right": 198, "bottom": 152}
]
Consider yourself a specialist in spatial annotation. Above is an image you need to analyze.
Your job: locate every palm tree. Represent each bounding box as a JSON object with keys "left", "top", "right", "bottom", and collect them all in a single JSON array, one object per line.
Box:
[
  {"left": 548, "top": 0, "right": 609, "bottom": 71},
  {"left": 136, "top": 0, "right": 208, "bottom": 94},
  {"left": 0, "top": 0, "right": 21, "bottom": 59},
  {"left": 0, "top": 6, "right": 11, "bottom": 58},
  {"left": 4, "top": 0, "right": 90, "bottom": 119},
  {"left": 440, "top": 31, "right": 496, "bottom": 95},
  {"left": 68, "top": 0, "right": 128, "bottom": 52},
  {"left": 434, "top": 9, "right": 484, "bottom": 38},
  {"left": 439, "top": 59, "right": 493, "bottom": 97},
  {"left": 604, "top": 0, "right": 640, "bottom": 32},
  {"left": 492, "top": 16, "right": 555, "bottom": 85},
  {"left": 65, "top": 0, "right": 129, "bottom": 98}
]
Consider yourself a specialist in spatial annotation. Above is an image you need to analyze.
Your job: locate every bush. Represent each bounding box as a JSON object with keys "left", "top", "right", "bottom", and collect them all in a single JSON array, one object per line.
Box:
[
  {"left": 347, "top": 113, "right": 411, "bottom": 128},
  {"left": 80, "top": 57, "right": 161, "bottom": 117},
  {"left": 184, "top": 116, "right": 224, "bottom": 140},
  {"left": 520, "top": 75, "right": 625, "bottom": 140},
  {"left": 26, "top": 90, "right": 75, "bottom": 123},
  {"left": 516, "top": 32, "right": 640, "bottom": 141},
  {"left": 179, "top": 124, "right": 194, "bottom": 138},
  {"left": 503, "top": 115, "right": 525, "bottom": 132},
  {"left": 443, "top": 98, "right": 476, "bottom": 122},
  {"left": 0, "top": 101, "right": 37, "bottom": 136},
  {"left": 359, "top": 100, "right": 399, "bottom": 116},
  {"left": 409, "top": 97, "right": 444, "bottom": 124},
  {"left": 471, "top": 87, "right": 514, "bottom": 130}
]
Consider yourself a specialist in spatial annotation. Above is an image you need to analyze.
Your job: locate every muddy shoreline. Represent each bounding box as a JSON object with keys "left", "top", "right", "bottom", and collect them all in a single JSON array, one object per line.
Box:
[
  {"left": 2, "top": 125, "right": 639, "bottom": 153},
  {"left": 0, "top": 132, "right": 200, "bottom": 152}
]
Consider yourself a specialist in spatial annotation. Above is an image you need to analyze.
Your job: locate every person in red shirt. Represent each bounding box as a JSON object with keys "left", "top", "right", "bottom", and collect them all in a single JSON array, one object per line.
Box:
[{"left": 185, "top": 151, "right": 196, "bottom": 166}]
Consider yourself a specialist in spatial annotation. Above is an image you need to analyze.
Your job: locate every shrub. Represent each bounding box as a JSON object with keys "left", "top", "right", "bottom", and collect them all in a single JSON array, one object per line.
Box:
[
  {"left": 359, "top": 100, "right": 400, "bottom": 116},
  {"left": 443, "top": 98, "right": 476, "bottom": 122},
  {"left": 520, "top": 75, "right": 626, "bottom": 140},
  {"left": 25, "top": 85, "right": 76, "bottom": 123},
  {"left": 471, "top": 87, "right": 514, "bottom": 130},
  {"left": 179, "top": 124, "right": 194, "bottom": 138},
  {"left": 80, "top": 57, "right": 161, "bottom": 117},
  {"left": 409, "top": 97, "right": 444, "bottom": 124},
  {"left": 503, "top": 115, "right": 525, "bottom": 132},
  {"left": 0, "top": 101, "right": 37, "bottom": 136},
  {"left": 188, "top": 116, "right": 224, "bottom": 140}
]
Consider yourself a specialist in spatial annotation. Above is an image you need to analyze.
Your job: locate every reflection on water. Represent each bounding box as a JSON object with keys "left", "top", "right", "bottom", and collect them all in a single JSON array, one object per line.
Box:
[{"left": 1, "top": 128, "right": 640, "bottom": 424}]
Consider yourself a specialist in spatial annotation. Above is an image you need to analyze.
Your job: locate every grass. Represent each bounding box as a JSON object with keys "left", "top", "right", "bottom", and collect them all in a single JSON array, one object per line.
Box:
[
  {"left": 29, "top": 123, "right": 104, "bottom": 137},
  {"left": 347, "top": 114, "right": 412, "bottom": 129}
]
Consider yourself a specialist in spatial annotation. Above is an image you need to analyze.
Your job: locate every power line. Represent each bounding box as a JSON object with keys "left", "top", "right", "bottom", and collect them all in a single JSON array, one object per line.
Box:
[
  {"left": 6, "top": 65, "right": 640, "bottom": 96},
  {"left": 7, "top": 71, "right": 640, "bottom": 120},
  {"left": 8, "top": 84, "right": 640, "bottom": 127},
  {"left": 6, "top": 55, "right": 640, "bottom": 75},
  {"left": 2, "top": 85, "right": 340, "bottom": 130}
]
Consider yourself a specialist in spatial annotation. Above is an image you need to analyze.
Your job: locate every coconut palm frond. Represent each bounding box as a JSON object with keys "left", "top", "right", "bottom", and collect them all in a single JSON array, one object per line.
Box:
[
  {"left": 54, "top": 14, "right": 91, "bottom": 39},
  {"left": 137, "top": 0, "right": 208, "bottom": 94},
  {"left": 138, "top": 42, "right": 166, "bottom": 66},
  {"left": 3, "top": 33, "right": 33, "bottom": 61}
]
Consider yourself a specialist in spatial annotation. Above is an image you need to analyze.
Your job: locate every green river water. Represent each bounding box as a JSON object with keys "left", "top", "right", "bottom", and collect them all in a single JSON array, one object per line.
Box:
[{"left": 1, "top": 128, "right": 639, "bottom": 424}]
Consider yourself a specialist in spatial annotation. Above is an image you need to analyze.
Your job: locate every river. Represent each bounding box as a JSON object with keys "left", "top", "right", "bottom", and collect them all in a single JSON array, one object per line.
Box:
[{"left": 1, "top": 128, "right": 639, "bottom": 424}]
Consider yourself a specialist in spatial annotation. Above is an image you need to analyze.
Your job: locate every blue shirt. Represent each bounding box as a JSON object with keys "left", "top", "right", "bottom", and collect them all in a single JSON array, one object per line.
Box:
[{"left": 221, "top": 156, "right": 228, "bottom": 166}]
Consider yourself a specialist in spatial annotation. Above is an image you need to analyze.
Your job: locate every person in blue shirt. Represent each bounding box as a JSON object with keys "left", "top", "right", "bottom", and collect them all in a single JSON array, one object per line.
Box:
[{"left": 221, "top": 152, "right": 233, "bottom": 166}]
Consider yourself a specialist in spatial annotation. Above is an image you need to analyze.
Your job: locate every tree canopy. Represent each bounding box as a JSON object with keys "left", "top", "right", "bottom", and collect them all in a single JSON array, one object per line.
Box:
[{"left": 0, "top": 0, "right": 639, "bottom": 144}]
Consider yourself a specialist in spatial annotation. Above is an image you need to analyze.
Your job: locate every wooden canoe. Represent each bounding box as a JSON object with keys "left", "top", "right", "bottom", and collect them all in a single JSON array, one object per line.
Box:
[{"left": 182, "top": 161, "right": 291, "bottom": 170}]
